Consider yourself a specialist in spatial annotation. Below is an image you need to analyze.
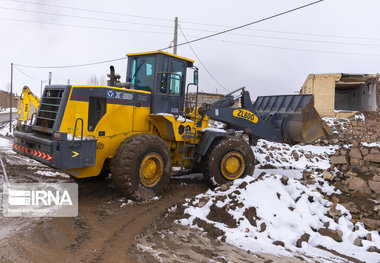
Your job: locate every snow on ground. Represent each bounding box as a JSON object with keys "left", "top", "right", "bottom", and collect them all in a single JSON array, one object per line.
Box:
[
  {"left": 177, "top": 139, "right": 380, "bottom": 262},
  {"left": 179, "top": 172, "right": 380, "bottom": 262},
  {"left": 0, "top": 120, "right": 16, "bottom": 137},
  {"left": 253, "top": 139, "right": 338, "bottom": 170},
  {"left": 0, "top": 137, "right": 14, "bottom": 155},
  {"left": 0, "top": 108, "right": 17, "bottom": 114},
  {"left": 322, "top": 117, "right": 350, "bottom": 135},
  {"left": 35, "top": 171, "right": 70, "bottom": 178}
]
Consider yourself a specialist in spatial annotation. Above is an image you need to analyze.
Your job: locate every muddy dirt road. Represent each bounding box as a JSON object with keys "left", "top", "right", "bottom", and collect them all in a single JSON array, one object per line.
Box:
[{"left": 0, "top": 137, "right": 304, "bottom": 263}]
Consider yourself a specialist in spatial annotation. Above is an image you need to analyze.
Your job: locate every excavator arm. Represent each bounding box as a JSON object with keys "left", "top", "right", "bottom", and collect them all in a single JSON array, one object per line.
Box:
[{"left": 18, "top": 86, "right": 40, "bottom": 123}]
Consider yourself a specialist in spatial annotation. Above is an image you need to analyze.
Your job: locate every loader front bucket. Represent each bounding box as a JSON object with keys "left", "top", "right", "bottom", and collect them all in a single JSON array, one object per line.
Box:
[{"left": 252, "top": 94, "right": 332, "bottom": 144}]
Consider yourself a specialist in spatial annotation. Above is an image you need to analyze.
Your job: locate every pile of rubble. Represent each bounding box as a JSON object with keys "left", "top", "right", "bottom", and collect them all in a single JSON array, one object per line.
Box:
[{"left": 324, "top": 112, "right": 380, "bottom": 232}]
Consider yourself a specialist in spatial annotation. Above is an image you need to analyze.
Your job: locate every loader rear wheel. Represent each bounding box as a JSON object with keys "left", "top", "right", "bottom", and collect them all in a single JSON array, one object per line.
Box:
[
  {"left": 203, "top": 136, "right": 255, "bottom": 186},
  {"left": 110, "top": 133, "right": 172, "bottom": 200}
]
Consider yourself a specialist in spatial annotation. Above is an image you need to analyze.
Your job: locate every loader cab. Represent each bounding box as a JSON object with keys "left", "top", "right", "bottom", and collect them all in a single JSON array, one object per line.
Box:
[{"left": 126, "top": 51, "right": 194, "bottom": 114}]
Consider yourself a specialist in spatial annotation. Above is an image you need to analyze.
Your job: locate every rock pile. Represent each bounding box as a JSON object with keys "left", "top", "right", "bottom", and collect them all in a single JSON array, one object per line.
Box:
[{"left": 325, "top": 112, "right": 380, "bottom": 232}]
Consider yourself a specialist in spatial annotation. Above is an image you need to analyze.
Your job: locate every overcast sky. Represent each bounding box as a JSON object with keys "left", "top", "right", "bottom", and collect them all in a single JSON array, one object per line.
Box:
[{"left": 0, "top": 0, "right": 379, "bottom": 99}]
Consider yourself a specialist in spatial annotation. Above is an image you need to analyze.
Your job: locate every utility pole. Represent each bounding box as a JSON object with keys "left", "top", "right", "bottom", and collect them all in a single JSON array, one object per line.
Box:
[
  {"left": 48, "top": 72, "right": 52, "bottom": 85},
  {"left": 67, "top": 79, "right": 70, "bottom": 85},
  {"left": 9, "top": 63, "right": 13, "bottom": 132},
  {"left": 173, "top": 17, "right": 178, "bottom": 55}
]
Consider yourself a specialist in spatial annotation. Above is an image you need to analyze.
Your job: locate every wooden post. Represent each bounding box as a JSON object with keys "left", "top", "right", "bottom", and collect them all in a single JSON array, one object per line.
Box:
[
  {"left": 10, "top": 63, "right": 13, "bottom": 132},
  {"left": 173, "top": 17, "right": 178, "bottom": 55}
]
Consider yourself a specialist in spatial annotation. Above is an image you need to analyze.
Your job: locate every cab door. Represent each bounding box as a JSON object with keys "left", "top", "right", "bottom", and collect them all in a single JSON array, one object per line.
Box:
[{"left": 151, "top": 57, "right": 187, "bottom": 114}]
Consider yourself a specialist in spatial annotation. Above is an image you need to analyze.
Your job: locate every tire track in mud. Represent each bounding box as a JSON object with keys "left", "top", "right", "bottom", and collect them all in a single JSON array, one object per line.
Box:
[{"left": 0, "top": 172, "right": 208, "bottom": 263}]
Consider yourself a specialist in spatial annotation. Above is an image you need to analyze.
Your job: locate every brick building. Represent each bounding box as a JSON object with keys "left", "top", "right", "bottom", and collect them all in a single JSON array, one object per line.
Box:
[
  {"left": 0, "top": 90, "right": 18, "bottom": 110},
  {"left": 300, "top": 73, "right": 379, "bottom": 117}
]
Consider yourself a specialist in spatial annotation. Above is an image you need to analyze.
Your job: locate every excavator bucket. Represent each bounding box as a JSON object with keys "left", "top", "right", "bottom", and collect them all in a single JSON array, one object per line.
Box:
[{"left": 252, "top": 94, "right": 332, "bottom": 144}]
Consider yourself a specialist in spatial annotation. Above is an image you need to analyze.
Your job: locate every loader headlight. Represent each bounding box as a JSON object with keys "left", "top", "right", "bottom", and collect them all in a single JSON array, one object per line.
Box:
[{"left": 53, "top": 132, "right": 61, "bottom": 139}]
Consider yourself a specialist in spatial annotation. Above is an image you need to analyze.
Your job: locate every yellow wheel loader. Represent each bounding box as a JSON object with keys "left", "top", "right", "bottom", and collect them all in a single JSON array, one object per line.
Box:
[{"left": 13, "top": 51, "right": 331, "bottom": 198}]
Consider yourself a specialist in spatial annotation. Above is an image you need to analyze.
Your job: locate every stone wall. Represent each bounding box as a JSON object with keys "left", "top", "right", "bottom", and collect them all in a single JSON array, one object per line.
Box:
[{"left": 325, "top": 112, "right": 380, "bottom": 231}]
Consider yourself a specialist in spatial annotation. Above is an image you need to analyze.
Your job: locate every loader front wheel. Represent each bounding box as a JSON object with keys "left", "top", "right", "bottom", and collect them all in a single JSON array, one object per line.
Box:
[
  {"left": 203, "top": 136, "right": 255, "bottom": 186},
  {"left": 110, "top": 133, "right": 172, "bottom": 200}
]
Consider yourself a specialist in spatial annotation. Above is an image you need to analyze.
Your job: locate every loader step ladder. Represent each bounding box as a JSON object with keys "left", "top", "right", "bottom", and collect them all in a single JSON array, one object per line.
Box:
[{"left": 180, "top": 128, "right": 197, "bottom": 171}]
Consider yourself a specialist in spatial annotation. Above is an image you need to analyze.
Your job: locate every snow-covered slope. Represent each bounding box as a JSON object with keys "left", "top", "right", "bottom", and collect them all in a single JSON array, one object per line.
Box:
[{"left": 178, "top": 139, "right": 380, "bottom": 262}]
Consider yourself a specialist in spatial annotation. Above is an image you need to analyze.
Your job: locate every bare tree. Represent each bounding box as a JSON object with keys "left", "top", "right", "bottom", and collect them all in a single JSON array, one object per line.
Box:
[{"left": 87, "top": 75, "right": 107, "bottom": 85}]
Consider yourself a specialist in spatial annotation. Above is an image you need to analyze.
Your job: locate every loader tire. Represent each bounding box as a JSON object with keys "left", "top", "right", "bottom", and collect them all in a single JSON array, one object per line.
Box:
[
  {"left": 110, "top": 133, "right": 172, "bottom": 200},
  {"left": 203, "top": 136, "right": 255, "bottom": 187}
]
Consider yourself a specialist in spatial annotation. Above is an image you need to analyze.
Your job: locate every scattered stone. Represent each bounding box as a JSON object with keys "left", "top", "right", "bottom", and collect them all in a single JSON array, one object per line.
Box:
[
  {"left": 374, "top": 205, "right": 380, "bottom": 212},
  {"left": 341, "top": 164, "right": 349, "bottom": 171},
  {"left": 364, "top": 153, "right": 380, "bottom": 163},
  {"left": 328, "top": 204, "right": 342, "bottom": 219},
  {"left": 368, "top": 180, "right": 380, "bottom": 195},
  {"left": 330, "top": 155, "right": 348, "bottom": 165},
  {"left": 373, "top": 175, "right": 380, "bottom": 182},
  {"left": 361, "top": 148, "right": 369, "bottom": 156},
  {"left": 342, "top": 202, "right": 359, "bottom": 214},
  {"left": 243, "top": 207, "right": 260, "bottom": 227},
  {"left": 323, "top": 171, "right": 334, "bottom": 181},
  {"left": 368, "top": 246, "right": 380, "bottom": 253},
  {"left": 272, "top": 240, "right": 285, "bottom": 247},
  {"left": 367, "top": 233, "right": 372, "bottom": 241},
  {"left": 350, "top": 147, "right": 362, "bottom": 159},
  {"left": 362, "top": 218, "right": 380, "bottom": 231},
  {"left": 196, "top": 196, "right": 210, "bottom": 208},
  {"left": 207, "top": 204, "right": 237, "bottom": 228},
  {"left": 350, "top": 157, "right": 360, "bottom": 166},
  {"left": 238, "top": 182, "right": 248, "bottom": 189},
  {"left": 280, "top": 176, "right": 289, "bottom": 185},
  {"left": 331, "top": 139, "right": 339, "bottom": 144},
  {"left": 347, "top": 177, "right": 372, "bottom": 194},
  {"left": 296, "top": 233, "right": 310, "bottom": 248},
  {"left": 331, "top": 195, "right": 339, "bottom": 204},
  {"left": 260, "top": 222, "right": 266, "bottom": 232},
  {"left": 353, "top": 237, "right": 363, "bottom": 247},
  {"left": 292, "top": 151, "right": 299, "bottom": 161},
  {"left": 318, "top": 228, "right": 343, "bottom": 242},
  {"left": 219, "top": 184, "right": 229, "bottom": 192}
]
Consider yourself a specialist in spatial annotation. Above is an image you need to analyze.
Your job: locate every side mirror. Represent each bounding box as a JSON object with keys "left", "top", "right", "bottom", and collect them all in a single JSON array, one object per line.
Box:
[{"left": 194, "top": 70, "right": 199, "bottom": 85}]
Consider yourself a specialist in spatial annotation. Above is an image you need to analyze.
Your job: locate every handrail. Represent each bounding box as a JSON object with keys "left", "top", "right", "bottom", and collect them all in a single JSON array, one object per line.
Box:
[
  {"left": 72, "top": 118, "right": 84, "bottom": 142},
  {"left": 29, "top": 112, "right": 36, "bottom": 125}
]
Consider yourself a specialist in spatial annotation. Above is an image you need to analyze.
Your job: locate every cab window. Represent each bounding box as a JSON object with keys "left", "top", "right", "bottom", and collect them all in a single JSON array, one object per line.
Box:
[
  {"left": 129, "top": 55, "right": 156, "bottom": 91},
  {"left": 169, "top": 60, "right": 186, "bottom": 95}
]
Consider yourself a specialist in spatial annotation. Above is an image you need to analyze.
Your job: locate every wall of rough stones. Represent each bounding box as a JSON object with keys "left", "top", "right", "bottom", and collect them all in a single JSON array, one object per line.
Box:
[{"left": 325, "top": 112, "right": 380, "bottom": 231}]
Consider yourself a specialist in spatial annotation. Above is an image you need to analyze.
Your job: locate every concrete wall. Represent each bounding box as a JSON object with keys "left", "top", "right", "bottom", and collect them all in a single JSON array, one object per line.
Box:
[{"left": 300, "top": 74, "right": 340, "bottom": 117}]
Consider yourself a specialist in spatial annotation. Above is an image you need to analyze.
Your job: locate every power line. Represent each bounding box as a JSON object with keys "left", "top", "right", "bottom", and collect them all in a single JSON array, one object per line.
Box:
[
  {"left": 0, "top": 6, "right": 173, "bottom": 29},
  {"left": 179, "top": 25, "right": 229, "bottom": 93},
  {"left": 201, "top": 37, "right": 380, "bottom": 57},
  {"left": 15, "top": 57, "right": 126, "bottom": 69},
  {"left": 14, "top": 65, "right": 41, "bottom": 81},
  {"left": 3, "top": 2, "right": 377, "bottom": 47},
  {"left": 8, "top": 0, "right": 380, "bottom": 42},
  {"left": 181, "top": 22, "right": 380, "bottom": 42},
  {"left": 8, "top": 0, "right": 172, "bottom": 22},
  {"left": 181, "top": 27, "right": 380, "bottom": 47},
  {"left": 0, "top": 17, "right": 173, "bottom": 35},
  {"left": 160, "top": 0, "right": 325, "bottom": 51}
]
